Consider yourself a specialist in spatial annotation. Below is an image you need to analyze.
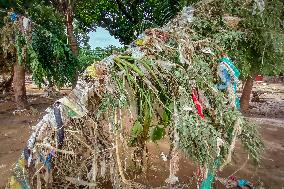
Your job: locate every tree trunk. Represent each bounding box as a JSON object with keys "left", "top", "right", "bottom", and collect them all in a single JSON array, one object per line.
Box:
[
  {"left": 240, "top": 76, "right": 254, "bottom": 112},
  {"left": 66, "top": 13, "right": 78, "bottom": 55},
  {"left": 65, "top": 9, "right": 78, "bottom": 88},
  {"left": 13, "top": 62, "right": 28, "bottom": 109}
]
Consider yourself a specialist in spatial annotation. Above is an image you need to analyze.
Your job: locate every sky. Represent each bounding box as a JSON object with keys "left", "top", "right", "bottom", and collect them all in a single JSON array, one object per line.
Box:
[{"left": 88, "top": 27, "right": 123, "bottom": 49}]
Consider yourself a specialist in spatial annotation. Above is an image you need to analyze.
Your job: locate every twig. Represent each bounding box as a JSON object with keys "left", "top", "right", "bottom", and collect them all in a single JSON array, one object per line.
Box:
[
  {"left": 65, "top": 177, "right": 96, "bottom": 187},
  {"left": 228, "top": 154, "right": 249, "bottom": 178},
  {"left": 196, "top": 0, "right": 216, "bottom": 7},
  {"left": 37, "top": 143, "right": 75, "bottom": 155},
  {"left": 220, "top": 118, "right": 241, "bottom": 170}
]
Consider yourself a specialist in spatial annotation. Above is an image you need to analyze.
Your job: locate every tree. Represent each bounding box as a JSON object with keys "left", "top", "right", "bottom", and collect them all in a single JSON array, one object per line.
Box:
[
  {"left": 0, "top": 1, "right": 33, "bottom": 108},
  {"left": 28, "top": 3, "right": 78, "bottom": 88},
  {"left": 239, "top": 0, "right": 284, "bottom": 111},
  {"left": 44, "top": 0, "right": 78, "bottom": 55},
  {"left": 41, "top": 0, "right": 105, "bottom": 87},
  {"left": 0, "top": 43, "right": 14, "bottom": 94},
  {"left": 185, "top": 0, "right": 284, "bottom": 112},
  {"left": 0, "top": 2, "right": 79, "bottom": 108},
  {"left": 0, "top": 0, "right": 127, "bottom": 107},
  {"left": 13, "top": 57, "right": 27, "bottom": 108},
  {"left": 75, "top": 0, "right": 191, "bottom": 44},
  {"left": 68, "top": 0, "right": 284, "bottom": 112},
  {"left": 216, "top": 0, "right": 284, "bottom": 112},
  {"left": 0, "top": 11, "right": 30, "bottom": 108}
]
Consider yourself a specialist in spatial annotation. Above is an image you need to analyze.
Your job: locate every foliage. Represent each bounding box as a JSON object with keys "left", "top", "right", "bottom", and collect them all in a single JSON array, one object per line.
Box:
[
  {"left": 0, "top": 3, "right": 80, "bottom": 88},
  {"left": 240, "top": 121, "right": 264, "bottom": 163},
  {"left": 27, "top": 3, "right": 79, "bottom": 87},
  {"left": 244, "top": 0, "right": 284, "bottom": 76},
  {"left": 150, "top": 125, "right": 166, "bottom": 141},
  {"left": 5, "top": 2, "right": 266, "bottom": 188},
  {"left": 73, "top": 19, "right": 90, "bottom": 49},
  {"left": 0, "top": 0, "right": 33, "bottom": 27},
  {"left": 0, "top": 0, "right": 32, "bottom": 71},
  {"left": 85, "top": 2, "right": 266, "bottom": 170},
  {"left": 1, "top": 0, "right": 266, "bottom": 167},
  {"left": 0, "top": 1, "right": 126, "bottom": 88},
  {"left": 96, "top": 31, "right": 263, "bottom": 169},
  {"left": 77, "top": 46, "right": 125, "bottom": 71},
  {"left": 191, "top": 0, "right": 284, "bottom": 78},
  {"left": 76, "top": 0, "right": 195, "bottom": 44},
  {"left": 30, "top": 29, "right": 78, "bottom": 87}
]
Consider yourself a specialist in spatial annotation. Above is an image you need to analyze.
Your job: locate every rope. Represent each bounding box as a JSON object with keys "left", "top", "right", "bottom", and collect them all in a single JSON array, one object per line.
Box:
[{"left": 228, "top": 154, "right": 250, "bottom": 178}]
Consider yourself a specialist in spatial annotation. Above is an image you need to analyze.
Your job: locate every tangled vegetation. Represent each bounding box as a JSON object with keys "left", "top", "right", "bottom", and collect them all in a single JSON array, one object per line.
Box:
[{"left": 7, "top": 2, "right": 264, "bottom": 188}]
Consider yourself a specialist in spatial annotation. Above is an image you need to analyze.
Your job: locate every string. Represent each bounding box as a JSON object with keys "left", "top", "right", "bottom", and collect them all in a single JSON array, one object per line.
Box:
[{"left": 228, "top": 154, "right": 249, "bottom": 178}]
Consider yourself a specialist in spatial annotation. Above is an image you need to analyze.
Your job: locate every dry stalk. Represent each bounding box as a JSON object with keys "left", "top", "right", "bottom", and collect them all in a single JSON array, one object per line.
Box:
[
  {"left": 65, "top": 177, "right": 96, "bottom": 187},
  {"left": 114, "top": 110, "right": 131, "bottom": 185},
  {"left": 220, "top": 118, "right": 241, "bottom": 170},
  {"left": 36, "top": 159, "right": 41, "bottom": 189},
  {"left": 91, "top": 119, "right": 98, "bottom": 188},
  {"left": 165, "top": 100, "right": 180, "bottom": 185},
  {"left": 36, "top": 143, "right": 75, "bottom": 155}
]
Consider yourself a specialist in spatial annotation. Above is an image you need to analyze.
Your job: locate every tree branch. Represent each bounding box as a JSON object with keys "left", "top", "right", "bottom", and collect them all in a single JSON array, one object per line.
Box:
[{"left": 114, "top": 0, "right": 136, "bottom": 24}]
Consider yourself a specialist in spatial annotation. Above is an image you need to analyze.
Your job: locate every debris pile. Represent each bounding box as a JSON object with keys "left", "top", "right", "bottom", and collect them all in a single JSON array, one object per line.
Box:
[{"left": 7, "top": 3, "right": 263, "bottom": 189}]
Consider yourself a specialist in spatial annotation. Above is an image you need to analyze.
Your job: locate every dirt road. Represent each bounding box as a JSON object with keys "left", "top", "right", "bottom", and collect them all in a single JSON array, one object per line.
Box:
[{"left": 0, "top": 83, "right": 283, "bottom": 188}]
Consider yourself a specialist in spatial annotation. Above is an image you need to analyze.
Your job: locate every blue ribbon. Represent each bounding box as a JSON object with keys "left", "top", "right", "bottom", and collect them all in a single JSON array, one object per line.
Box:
[
  {"left": 200, "top": 159, "right": 221, "bottom": 189},
  {"left": 220, "top": 57, "right": 240, "bottom": 78},
  {"left": 217, "top": 57, "right": 241, "bottom": 109},
  {"left": 10, "top": 12, "right": 17, "bottom": 22},
  {"left": 217, "top": 68, "right": 231, "bottom": 90},
  {"left": 39, "top": 150, "right": 55, "bottom": 172},
  {"left": 238, "top": 179, "right": 249, "bottom": 187},
  {"left": 200, "top": 171, "right": 215, "bottom": 189}
]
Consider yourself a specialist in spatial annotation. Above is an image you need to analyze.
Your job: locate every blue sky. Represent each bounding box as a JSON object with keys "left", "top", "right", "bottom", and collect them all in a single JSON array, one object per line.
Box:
[{"left": 88, "top": 27, "right": 123, "bottom": 49}]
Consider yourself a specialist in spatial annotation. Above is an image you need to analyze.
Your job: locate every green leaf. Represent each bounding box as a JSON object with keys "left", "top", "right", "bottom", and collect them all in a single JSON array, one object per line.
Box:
[
  {"left": 131, "top": 120, "right": 143, "bottom": 137},
  {"left": 150, "top": 125, "right": 165, "bottom": 141},
  {"left": 67, "top": 109, "right": 77, "bottom": 118},
  {"left": 162, "top": 110, "right": 170, "bottom": 124}
]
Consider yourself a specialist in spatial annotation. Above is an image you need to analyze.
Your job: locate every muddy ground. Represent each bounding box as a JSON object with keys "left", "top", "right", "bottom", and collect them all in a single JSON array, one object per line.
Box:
[{"left": 0, "top": 82, "right": 283, "bottom": 189}]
